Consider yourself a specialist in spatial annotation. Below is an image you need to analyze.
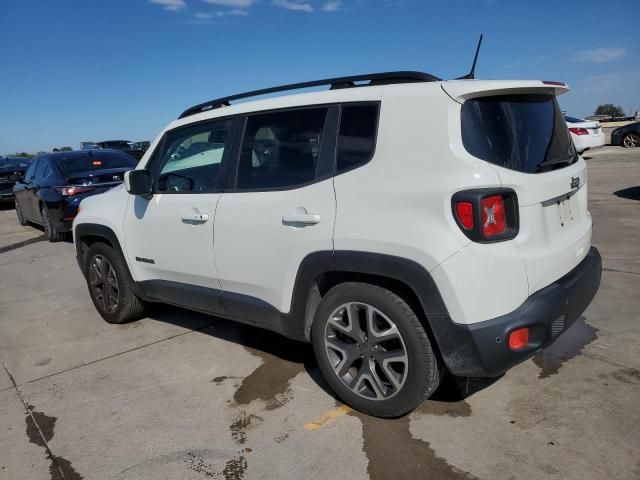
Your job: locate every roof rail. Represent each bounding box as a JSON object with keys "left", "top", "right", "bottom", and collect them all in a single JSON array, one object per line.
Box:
[{"left": 178, "top": 71, "right": 440, "bottom": 119}]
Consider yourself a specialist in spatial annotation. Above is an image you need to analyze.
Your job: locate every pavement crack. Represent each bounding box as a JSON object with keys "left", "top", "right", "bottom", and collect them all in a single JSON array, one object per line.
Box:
[
  {"left": 1, "top": 354, "right": 82, "bottom": 479},
  {"left": 0, "top": 235, "right": 47, "bottom": 254},
  {"left": 602, "top": 267, "right": 640, "bottom": 276}
]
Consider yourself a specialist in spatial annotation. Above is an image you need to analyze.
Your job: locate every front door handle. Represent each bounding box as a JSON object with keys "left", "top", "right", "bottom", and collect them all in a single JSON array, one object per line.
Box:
[
  {"left": 181, "top": 212, "right": 209, "bottom": 224},
  {"left": 282, "top": 211, "right": 322, "bottom": 226}
]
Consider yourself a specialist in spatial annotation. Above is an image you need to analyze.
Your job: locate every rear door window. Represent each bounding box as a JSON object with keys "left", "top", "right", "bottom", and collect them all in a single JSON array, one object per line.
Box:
[
  {"left": 461, "top": 94, "right": 577, "bottom": 173},
  {"left": 236, "top": 107, "right": 328, "bottom": 190}
]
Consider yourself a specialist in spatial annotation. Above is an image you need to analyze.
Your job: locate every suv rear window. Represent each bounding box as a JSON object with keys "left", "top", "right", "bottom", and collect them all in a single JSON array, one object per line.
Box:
[
  {"left": 57, "top": 152, "right": 136, "bottom": 173},
  {"left": 461, "top": 94, "right": 577, "bottom": 173}
]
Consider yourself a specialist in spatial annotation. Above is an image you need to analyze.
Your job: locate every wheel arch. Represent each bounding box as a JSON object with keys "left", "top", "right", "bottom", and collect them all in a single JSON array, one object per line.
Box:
[
  {"left": 290, "top": 251, "right": 451, "bottom": 354},
  {"left": 74, "top": 223, "right": 127, "bottom": 278}
]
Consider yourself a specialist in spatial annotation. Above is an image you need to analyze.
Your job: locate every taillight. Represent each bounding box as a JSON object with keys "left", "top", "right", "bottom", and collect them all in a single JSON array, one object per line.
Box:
[
  {"left": 569, "top": 127, "right": 589, "bottom": 136},
  {"left": 452, "top": 188, "right": 519, "bottom": 243},
  {"left": 56, "top": 186, "right": 95, "bottom": 197},
  {"left": 481, "top": 195, "right": 506, "bottom": 237},
  {"left": 455, "top": 202, "right": 474, "bottom": 230}
]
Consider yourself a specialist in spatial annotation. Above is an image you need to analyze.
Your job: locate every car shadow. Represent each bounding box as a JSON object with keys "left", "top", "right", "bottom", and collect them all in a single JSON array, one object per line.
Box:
[
  {"left": 145, "top": 304, "right": 498, "bottom": 404},
  {"left": 0, "top": 201, "right": 16, "bottom": 211},
  {"left": 614, "top": 186, "right": 640, "bottom": 201}
]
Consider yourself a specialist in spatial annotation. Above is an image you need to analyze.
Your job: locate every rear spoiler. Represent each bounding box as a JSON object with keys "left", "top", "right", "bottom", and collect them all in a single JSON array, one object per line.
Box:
[{"left": 441, "top": 80, "right": 570, "bottom": 103}]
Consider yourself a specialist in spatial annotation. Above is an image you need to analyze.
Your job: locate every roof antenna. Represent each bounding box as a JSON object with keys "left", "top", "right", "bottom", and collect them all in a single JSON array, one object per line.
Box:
[{"left": 456, "top": 34, "right": 483, "bottom": 80}]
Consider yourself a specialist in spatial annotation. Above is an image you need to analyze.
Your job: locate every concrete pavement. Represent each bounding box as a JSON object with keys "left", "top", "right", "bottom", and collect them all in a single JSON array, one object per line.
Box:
[{"left": 1, "top": 146, "right": 639, "bottom": 480}]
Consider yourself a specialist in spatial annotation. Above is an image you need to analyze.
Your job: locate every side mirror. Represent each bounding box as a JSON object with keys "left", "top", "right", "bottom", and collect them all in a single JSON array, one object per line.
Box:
[{"left": 124, "top": 169, "right": 152, "bottom": 196}]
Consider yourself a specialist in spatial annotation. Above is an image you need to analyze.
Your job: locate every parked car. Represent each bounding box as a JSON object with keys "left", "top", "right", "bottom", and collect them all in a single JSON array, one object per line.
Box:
[
  {"left": 14, "top": 150, "right": 136, "bottom": 241},
  {"left": 73, "top": 73, "right": 601, "bottom": 417},
  {"left": 564, "top": 116, "right": 605, "bottom": 153},
  {"left": 131, "top": 141, "right": 150, "bottom": 153},
  {"left": 0, "top": 157, "right": 31, "bottom": 201},
  {"left": 610, "top": 122, "right": 640, "bottom": 148},
  {"left": 95, "top": 140, "right": 145, "bottom": 161}
]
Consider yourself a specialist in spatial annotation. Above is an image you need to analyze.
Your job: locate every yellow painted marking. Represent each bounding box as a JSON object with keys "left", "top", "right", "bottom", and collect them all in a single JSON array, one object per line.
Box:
[{"left": 304, "top": 405, "right": 353, "bottom": 431}]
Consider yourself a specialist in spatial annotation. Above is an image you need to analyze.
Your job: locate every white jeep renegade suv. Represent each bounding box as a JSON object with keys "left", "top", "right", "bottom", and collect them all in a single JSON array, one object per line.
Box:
[{"left": 73, "top": 72, "right": 602, "bottom": 417}]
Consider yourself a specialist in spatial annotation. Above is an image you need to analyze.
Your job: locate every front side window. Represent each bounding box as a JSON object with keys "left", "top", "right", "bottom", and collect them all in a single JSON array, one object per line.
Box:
[
  {"left": 24, "top": 159, "right": 39, "bottom": 181},
  {"left": 337, "top": 104, "right": 379, "bottom": 173},
  {"left": 157, "top": 119, "right": 232, "bottom": 193},
  {"left": 462, "top": 94, "right": 577, "bottom": 173},
  {"left": 35, "top": 158, "right": 49, "bottom": 178},
  {"left": 237, "top": 107, "right": 328, "bottom": 190}
]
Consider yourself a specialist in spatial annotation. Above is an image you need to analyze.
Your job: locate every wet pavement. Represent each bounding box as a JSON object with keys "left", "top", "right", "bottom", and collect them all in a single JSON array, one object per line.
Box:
[{"left": 1, "top": 146, "right": 639, "bottom": 479}]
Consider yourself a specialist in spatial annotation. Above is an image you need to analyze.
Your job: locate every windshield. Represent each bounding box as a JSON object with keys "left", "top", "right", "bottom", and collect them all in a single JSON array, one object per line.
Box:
[
  {"left": 461, "top": 94, "right": 577, "bottom": 173},
  {"left": 0, "top": 157, "right": 30, "bottom": 168},
  {"left": 56, "top": 152, "right": 136, "bottom": 173}
]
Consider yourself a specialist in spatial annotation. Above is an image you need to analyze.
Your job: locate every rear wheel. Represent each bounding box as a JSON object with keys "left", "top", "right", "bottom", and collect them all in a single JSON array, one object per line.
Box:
[
  {"left": 312, "top": 282, "right": 441, "bottom": 418},
  {"left": 40, "top": 204, "right": 65, "bottom": 242},
  {"left": 85, "top": 242, "right": 147, "bottom": 324},
  {"left": 622, "top": 132, "right": 640, "bottom": 148},
  {"left": 15, "top": 200, "right": 28, "bottom": 226}
]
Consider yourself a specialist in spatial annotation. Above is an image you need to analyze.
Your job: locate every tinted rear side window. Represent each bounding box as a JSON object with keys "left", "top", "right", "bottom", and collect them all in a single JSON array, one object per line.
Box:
[
  {"left": 462, "top": 94, "right": 577, "bottom": 173},
  {"left": 57, "top": 152, "right": 136, "bottom": 173},
  {"left": 337, "top": 104, "right": 379, "bottom": 172},
  {"left": 237, "top": 107, "right": 328, "bottom": 189}
]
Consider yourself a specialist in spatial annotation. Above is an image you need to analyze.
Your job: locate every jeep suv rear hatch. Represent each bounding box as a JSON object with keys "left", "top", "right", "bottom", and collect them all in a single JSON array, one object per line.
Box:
[{"left": 446, "top": 81, "right": 592, "bottom": 295}]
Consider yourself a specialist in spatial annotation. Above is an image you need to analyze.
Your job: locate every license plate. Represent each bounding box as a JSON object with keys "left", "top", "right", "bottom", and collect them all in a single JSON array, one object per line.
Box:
[{"left": 557, "top": 196, "right": 575, "bottom": 227}]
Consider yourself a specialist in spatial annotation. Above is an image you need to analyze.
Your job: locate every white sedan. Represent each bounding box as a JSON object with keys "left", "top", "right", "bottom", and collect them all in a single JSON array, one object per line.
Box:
[{"left": 565, "top": 116, "right": 605, "bottom": 153}]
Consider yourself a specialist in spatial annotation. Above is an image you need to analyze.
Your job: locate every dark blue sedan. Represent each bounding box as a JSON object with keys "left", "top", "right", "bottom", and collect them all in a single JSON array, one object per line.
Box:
[{"left": 13, "top": 150, "right": 136, "bottom": 241}]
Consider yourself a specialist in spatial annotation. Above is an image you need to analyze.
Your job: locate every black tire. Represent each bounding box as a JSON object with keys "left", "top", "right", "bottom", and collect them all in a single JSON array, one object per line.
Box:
[
  {"left": 311, "top": 282, "right": 441, "bottom": 418},
  {"left": 84, "top": 242, "right": 147, "bottom": 324},
  {"left": 15, "top": 200, "right": 28, "bottom": 226},
  {"left": 40, "top": 204, "right": 65, "bottom": 242},
  {"left": 622, "top": 132, "right": 640, "bottom": 148}
]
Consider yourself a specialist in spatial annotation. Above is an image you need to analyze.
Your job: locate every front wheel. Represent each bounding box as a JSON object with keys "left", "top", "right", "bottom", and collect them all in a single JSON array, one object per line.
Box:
[
  {"left": 15, "top": 200, "right": 28, "bottom": 226},
  {"left": 311, "top": 282, "right": 441, "bottom": 418},
  {"left": 84, "top": 242, "right": 147, "bottom": 324},
  {"left": 622, "top": 132, "right": 640, "bottom": 148}
]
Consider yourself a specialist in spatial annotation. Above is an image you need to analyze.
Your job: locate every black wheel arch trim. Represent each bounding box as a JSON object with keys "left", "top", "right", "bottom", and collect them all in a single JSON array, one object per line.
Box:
[{"left": 74, "top": 223, "right": 130, "bottom": 279}]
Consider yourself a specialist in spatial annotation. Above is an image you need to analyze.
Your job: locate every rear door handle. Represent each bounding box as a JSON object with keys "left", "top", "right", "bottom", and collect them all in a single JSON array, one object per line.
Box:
[
  {"left": 181, "top": 212, "right": 209, "bottom": 223},
  {"left": 282, "top": 212, "right": 322, "bottom": 226}
]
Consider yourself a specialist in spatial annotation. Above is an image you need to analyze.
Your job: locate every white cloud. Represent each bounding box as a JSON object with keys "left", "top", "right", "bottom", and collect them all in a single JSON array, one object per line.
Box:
[
  {"left": 216, "top": 8, "right": 249, "bottom": 15},
  {"left": 149, "top": 0, "right": 186, "bottom": 11},
  {"left": 195, "top": 12, "right": 213, "bottom": 18},
  {"left": 571, "top": 47, "right": 627, "bottom": 63},
  {"left": 202, "top": 0, "right": 255, "bottom": 7},
  {"left": 322, "top": 0, "right": 341, "bottom": 11},
  {"left": 272, "top": 0, "right": 313, "bottom": 12}
]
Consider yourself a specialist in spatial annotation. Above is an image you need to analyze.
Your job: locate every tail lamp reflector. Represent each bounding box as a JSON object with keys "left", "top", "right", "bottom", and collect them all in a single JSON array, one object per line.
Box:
[
  {"left": 481, "top": 195, "right": 506, "bottom": 237},
  {"left": 455, "top": 202, "right": 474, "bottom": 230},
  {"left": 509, "top": 327, "right": 529, "bottom": 350}
]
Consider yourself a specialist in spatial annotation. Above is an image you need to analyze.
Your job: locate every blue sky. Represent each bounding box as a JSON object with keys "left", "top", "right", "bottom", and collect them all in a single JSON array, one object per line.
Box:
[{"left": 0, "top": 0, "right": 638, "bottom": 154}]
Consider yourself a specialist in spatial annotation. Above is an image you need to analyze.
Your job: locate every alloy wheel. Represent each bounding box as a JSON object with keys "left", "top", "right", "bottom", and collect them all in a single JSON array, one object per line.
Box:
[
  {"left": 623, "top": 133, "right": 640, "bottom": 148},
  {"left": 89, "top": 254, "right": 120, "bottom": 313},
  {"left": 324, "top": 302, "right": 408, "bottom": 400}
]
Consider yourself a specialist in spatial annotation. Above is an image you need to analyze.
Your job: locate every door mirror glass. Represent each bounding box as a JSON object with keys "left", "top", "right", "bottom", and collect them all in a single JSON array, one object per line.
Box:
[{"left": 125, "top": 170, "right": 152, "bottom": 196}]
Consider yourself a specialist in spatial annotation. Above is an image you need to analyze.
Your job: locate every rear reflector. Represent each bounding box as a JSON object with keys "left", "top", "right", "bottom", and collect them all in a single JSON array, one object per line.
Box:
[
  {"left": 481, "top": 195, "right": 506, "bottom": 237},
  {"left": 455, "top": 202, "right": 474, "bottom": 230},
  {"left": 509, "top": 327, "right": 529, "bottom": 350},
  {"left": 569, "top": 127, "right": 589, "bottom": 136},
  {"left": 92, "top": 160, "right": 102, "bottom": 166}
]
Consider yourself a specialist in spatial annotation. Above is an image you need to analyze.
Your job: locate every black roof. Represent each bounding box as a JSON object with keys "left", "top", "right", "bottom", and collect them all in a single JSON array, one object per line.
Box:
[{"left": 179, "top": 71, "right": 440, "bottom": 119}]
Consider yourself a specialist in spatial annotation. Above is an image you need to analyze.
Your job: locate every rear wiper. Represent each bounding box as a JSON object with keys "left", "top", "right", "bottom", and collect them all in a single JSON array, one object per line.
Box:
[{"left": 536, "top": 155, "right": 577, "bottom": 172}]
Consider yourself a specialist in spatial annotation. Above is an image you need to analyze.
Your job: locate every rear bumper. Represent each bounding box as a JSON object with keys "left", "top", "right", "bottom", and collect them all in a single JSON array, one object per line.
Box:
[{"left": 431, "top": 247, "right": 602, "bottom": 377}]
